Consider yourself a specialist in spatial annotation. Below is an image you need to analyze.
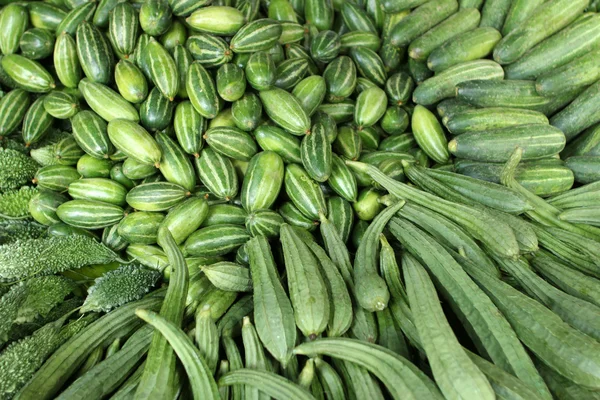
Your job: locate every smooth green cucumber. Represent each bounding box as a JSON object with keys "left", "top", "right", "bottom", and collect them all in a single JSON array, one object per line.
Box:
[
  {"left": 493, "top": 0, "right": 589, "bottom": 65},
  {"left": 504, "top": 13, "right": 600, "bottom": 80},
  {"left": 389, "top": 0, "right": 458, "bottom": 47},
  {"left": 444, "top": 107, "right": 548, "bottom": 135},
  {"left": 427, "top": 27, "right": 501, "bottom": 72}
]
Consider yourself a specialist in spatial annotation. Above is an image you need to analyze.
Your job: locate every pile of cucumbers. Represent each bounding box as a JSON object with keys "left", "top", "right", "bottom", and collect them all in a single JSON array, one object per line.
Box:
[{"left": 1, "top": 0, "right": 600, "bottom": 398}]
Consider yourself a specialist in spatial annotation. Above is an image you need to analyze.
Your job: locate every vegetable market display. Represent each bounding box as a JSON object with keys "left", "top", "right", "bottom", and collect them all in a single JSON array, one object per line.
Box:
[{"left": 2, "top": 0, "right": 600, "bottom": 399}]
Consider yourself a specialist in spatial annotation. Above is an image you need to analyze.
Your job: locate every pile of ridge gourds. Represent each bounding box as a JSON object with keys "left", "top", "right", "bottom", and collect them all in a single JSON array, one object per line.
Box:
[{"left": 3, "top": 0, "right": 600, "bottom": 399}]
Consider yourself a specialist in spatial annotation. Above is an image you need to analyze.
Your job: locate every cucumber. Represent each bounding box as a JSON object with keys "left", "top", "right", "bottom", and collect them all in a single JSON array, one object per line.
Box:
[
  {"left": 504, "top": 13, "right": 600, "bottom": 80},
  {"left": 294, "top": 338, "right": 444, "bottom": 400},
  {"left": 409, "top": 8, "right": 480, "bottom": 62},
  {"left": 403, "top": 252, "right": 494, "bottom": 400},
  {"left": 493, "top": 0, "right": 589, "bottom": 65},
  {"left": 411, "top": 105, "right": 449, "bottom": 164},
  {"left": 448, "top": 124, "right": 566, "bottom": 162},
  {"left": 551, "top": 81, "right": 600, "bottom": 141},
  {"left": 565, "top": 156, "right": 600, "bottom": 185},
  {"left": 445, "top": 107, "right": 548, "bottom": 135},
  {"left": 436, "top": 98, "right": 474, "bottom": 119},
  {"left": 479, "top": 0, "right": 511, "bottom": 31},
  {"left": 502, "top": 0, "right": 545, "bottom": 35},
  {"left": 456, "top": 79, "right": 582, "bottom": 116},
  {"left": 79, "top": 79, "right": 139, "bottom": 122},
  {"left": 241, "top": 151, "right": 284, "bottom": 212},
  {"left": 389, "top": 0, "right": 458, "bottom": 47},
  {"left": 126, "top": 182, "right": 189, "bottom": 212},
  {"left": 247, "top": 235, "right": 296, "bottom": 366},
  {"left": 455, "top": 159, "right": 574, "bottom": 197},
  {"left": 414, "top": 60, "right": 504, "bottom": 106},
  {"left": 427, "top": 27, "right": 501, "bottom": 73}
]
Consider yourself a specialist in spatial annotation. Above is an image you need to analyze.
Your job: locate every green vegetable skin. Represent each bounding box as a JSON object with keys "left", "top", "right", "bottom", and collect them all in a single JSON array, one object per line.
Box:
[{"left": 1, "top": 2, "right": 600, "bottom": 399}]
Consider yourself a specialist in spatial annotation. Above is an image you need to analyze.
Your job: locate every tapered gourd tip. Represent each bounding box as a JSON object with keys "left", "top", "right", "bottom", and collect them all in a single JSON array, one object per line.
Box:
[{"left": 448, "top": 139, "right": 457, "bottom": 153}]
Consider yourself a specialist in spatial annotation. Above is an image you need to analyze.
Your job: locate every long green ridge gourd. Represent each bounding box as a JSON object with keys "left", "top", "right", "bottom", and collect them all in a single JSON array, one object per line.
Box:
[
  {"left": 403, "top": 252, "right": 495, "bottom": 400},
  {"left": 294, "top": 338, "right": 444, "bottom": 400},
  {"left": 346, "top": 160, "right": 520, "bottom": 258},
  {"left": 387, "top": 218, "right": 553, "bottom": 399},
  {"left": 280, "top": 224, "right": 330, "bottom": 339},
  {"left": 135, "top": 309, "right": 220, "bottom": 400},
  {"left": 135, "top": 227, "right": 189, "bottom": 400},
  {"left": 460, "top": 251, "right": 600, "bottom": 389},
  {"left": 353, "top": 200, "right": 405, "bottom": 312},
  {"left": 247, "top": 235, "right": 296, "bottom": 366}
]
